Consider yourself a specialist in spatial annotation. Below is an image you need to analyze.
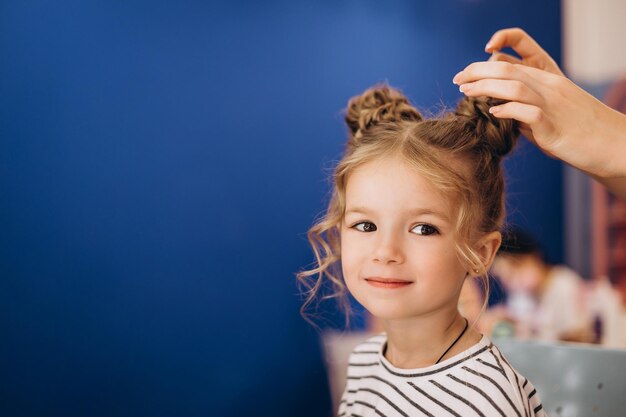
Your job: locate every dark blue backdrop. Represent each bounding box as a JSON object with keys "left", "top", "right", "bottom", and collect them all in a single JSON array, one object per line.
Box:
[{"left": 1, "top": 1, "right": 561, "bottom": 416}]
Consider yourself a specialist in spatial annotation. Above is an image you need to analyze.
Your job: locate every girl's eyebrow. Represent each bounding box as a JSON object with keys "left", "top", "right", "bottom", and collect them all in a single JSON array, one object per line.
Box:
[{"left": 345, "top": 206, "right": 450, "bottom": 222}]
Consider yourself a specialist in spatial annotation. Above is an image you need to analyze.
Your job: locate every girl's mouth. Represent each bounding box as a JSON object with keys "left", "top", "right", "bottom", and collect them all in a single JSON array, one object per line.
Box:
[{"left": 364, "top": 277, "right": 413, "bottom": 289}]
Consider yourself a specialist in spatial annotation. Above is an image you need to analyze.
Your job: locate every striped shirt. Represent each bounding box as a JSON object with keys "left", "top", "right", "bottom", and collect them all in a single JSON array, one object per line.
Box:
[{"left": 338, "top": 334, "right": 546, "bottom": 417}]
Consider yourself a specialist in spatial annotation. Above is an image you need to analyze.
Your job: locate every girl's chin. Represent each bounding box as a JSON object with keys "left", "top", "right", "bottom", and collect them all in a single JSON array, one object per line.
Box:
[{"left": 362, "top": 306, "right": 421, "bottom": 322}]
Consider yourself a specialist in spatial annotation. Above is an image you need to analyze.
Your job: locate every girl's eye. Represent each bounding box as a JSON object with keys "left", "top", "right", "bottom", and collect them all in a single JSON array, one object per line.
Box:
[
  {"left": 411, "top": 224, "right": 438, "bottom": 236},
  {"left": 352, "top": 222, "right": 377, "bottom": 232}
]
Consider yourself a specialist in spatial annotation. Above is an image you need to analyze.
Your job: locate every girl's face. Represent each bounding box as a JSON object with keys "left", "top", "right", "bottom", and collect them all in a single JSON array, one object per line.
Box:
[{"left": 340, "top": 155, "right": 470, "bottom": 321}]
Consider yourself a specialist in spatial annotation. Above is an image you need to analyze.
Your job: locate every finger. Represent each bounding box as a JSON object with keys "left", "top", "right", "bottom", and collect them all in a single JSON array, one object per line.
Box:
[
  {"left": 488, "top": 101, "right": 545, "bottom": 129},
  {"left": 454, "top": 62, "right": 558, "bottom": 99},
  {"left": 454, "top": 62, "right": 550, "bottom": 96},
  {"left": 485, "top": 27, "right": 546, "bottom": 58},
  {"left": 514, "top": 64, "right": 564, "bottom": 84},
  {"left": 454, "top": 61, "right": 515, "bottom": 85},
  {"left": 489, "top": 102, "right": 558, "bottom": 158},
  {"left": 489, "top": 51, "right": 522, "bottom": 65},
  {"left": 485, "top": 28, "right": 564, "bottom": 76},
  {"left": 460, "top": 79, "right": 544, "bottom": 107}
]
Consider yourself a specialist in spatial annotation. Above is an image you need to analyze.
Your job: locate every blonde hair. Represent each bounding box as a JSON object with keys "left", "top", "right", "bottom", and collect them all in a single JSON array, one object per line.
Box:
[{"left": 296, "top": 84, "right": 519, "bottom": 327}]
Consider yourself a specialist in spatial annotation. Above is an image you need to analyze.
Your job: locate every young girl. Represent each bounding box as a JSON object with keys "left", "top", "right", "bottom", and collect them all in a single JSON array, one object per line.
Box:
[{"left": 298, "top": 84, "right": 545, "bottom": 416}]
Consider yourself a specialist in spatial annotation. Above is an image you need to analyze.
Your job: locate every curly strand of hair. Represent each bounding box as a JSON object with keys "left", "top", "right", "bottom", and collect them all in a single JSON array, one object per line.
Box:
[{"left": 296, "top": 214, "right": 351, "bottom": 330}]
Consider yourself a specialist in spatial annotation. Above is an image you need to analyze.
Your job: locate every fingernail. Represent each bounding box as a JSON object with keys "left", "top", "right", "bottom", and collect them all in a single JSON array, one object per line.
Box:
[
  {"left": 485, "top": 41, "right": 494, "bottom": 52},
  {"left": 489, "top": 106, "right": 500, "bottom": 114},
  {"left": 452, "top": 71, "right": 463, "bottom": 85},
  {"left": 459, "top": 84, "right": 471, "bottom": 93}
]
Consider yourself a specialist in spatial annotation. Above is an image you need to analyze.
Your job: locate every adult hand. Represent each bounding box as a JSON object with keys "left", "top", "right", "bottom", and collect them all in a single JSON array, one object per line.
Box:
[{"left": 452, "top": 28, "right": 626, "bottom": 184}]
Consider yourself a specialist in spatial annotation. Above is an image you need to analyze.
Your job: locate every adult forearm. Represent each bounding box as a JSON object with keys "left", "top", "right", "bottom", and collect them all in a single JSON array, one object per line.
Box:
[{"left": 588, "top": 107, "right": 626, "bottom": 200}]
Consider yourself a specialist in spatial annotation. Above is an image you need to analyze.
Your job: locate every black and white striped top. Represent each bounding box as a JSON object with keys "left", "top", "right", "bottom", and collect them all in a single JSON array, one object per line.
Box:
[{"left": 338, "top": 334, "right": 545, "bottom": 417}]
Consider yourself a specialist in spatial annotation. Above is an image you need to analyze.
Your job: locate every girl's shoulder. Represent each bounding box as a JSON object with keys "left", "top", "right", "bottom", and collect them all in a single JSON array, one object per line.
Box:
[{"left": 469, "top": 339, "right": 546, "bottom": 416}]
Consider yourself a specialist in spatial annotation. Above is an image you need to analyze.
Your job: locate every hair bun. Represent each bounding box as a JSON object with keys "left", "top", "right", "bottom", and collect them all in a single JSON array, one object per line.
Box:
[
  {"left": 455, "top": 96, "right": 520, "bottom": 158},
  {"left": 345, "top": 84, "right": 423, "bottom": 139}
]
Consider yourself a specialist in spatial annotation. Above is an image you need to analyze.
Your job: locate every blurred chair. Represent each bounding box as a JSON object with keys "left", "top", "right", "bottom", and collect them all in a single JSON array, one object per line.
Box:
[{"left": 496, "top": 339, "right": 626, "bottom": 416}]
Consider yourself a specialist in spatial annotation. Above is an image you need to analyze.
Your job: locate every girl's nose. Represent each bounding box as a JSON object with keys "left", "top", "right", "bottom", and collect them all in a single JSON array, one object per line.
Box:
[{"left": 373, "top": 235, "right": 405, "bottom": 264}]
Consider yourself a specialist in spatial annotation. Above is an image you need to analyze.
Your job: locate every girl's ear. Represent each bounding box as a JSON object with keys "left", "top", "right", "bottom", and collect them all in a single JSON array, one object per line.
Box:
[{"left": 474, "top": 231, "right": 502, "bottom": 273}]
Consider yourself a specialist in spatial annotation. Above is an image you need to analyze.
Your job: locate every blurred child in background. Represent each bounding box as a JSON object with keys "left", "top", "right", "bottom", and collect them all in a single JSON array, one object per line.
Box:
[{"left": 489, "top": 227, "right": 591, "bottom": 342}]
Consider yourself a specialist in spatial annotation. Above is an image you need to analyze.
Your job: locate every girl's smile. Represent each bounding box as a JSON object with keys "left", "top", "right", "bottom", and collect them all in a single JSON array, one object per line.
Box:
[{"left": 364, "top": 276, "right": 414, "bottom": 289}]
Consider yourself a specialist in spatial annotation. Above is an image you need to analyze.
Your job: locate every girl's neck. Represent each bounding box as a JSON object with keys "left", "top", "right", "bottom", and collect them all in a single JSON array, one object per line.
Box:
[{"left": 382, "top": 310, "right": 481, "bottom": 369}]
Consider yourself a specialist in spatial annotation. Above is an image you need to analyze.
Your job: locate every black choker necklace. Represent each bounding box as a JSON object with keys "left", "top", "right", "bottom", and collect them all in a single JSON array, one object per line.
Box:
[{"left": 435, "top": 318, "right": 469, "bottom": 364}]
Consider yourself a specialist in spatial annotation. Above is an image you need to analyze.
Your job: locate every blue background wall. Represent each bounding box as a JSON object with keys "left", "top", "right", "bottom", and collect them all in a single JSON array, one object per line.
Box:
[{"left": 1, "top": 1, "right": 561, "bottom": 416}]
